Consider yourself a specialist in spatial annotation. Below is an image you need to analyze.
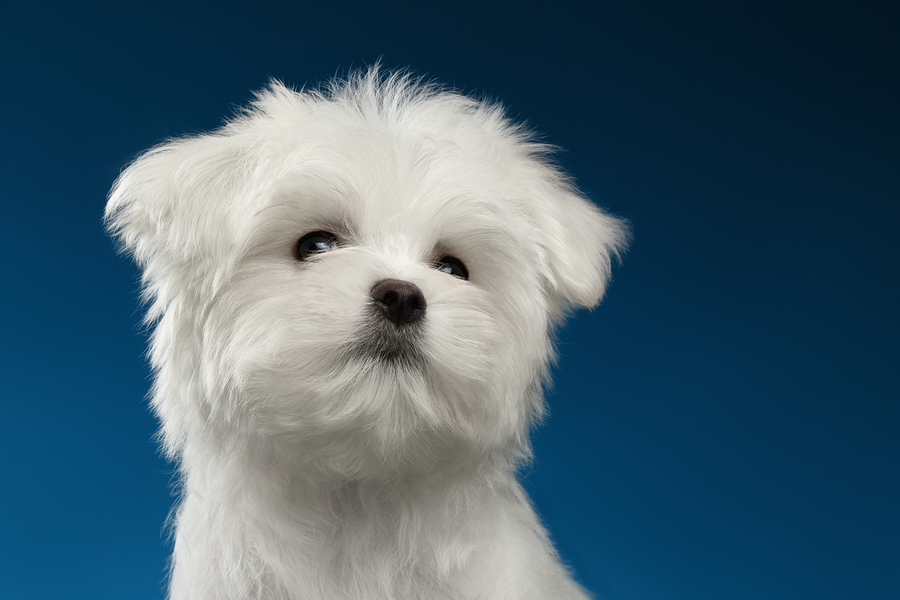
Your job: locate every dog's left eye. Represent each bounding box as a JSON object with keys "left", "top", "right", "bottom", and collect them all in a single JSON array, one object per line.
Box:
[
  {"left": 294, "top": 231, "right": 339, "bottom": 261},
  {"left": 434, "top": 256, "right": 469, "bottom": 280}
]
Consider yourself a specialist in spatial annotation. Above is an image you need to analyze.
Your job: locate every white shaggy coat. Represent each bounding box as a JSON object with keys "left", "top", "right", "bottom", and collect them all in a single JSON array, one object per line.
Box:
[{"left": 107, "top": 69, "right": 628, "bottom": 600}]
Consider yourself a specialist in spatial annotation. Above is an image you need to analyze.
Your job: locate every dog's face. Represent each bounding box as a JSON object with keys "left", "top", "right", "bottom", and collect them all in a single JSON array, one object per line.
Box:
[{"left": 107, "top": 72, "right": 627, "bottom": 478}]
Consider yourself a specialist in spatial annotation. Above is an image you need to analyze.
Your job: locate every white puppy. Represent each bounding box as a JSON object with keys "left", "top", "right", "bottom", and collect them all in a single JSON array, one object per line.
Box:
[{"left": 107, "top": 68, "right": 628, "bottom": 600}]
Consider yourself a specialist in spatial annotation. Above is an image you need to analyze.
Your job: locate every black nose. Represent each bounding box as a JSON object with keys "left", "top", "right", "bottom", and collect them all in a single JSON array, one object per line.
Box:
[{"left": 371, "top": 279, "right": 426, "bottom": 325}]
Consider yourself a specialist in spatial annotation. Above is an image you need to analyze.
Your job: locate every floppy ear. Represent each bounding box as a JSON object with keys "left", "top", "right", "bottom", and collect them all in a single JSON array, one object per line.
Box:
[
  {"left": 105, "top": 82, "right": 300, "bottom": 280},
  {"left": 105, "top": 135, "right": 248, "bottom": 272},
  {"left": 530, "top": 180, "right": 630, "bottom": 310},
  {"left": 105, "top": 133, "right": 257, "bottom": 456}
]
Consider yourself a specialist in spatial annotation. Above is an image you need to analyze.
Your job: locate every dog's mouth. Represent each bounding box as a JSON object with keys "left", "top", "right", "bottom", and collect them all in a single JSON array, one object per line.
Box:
[
  {"left": 353, "top": 309, "right": 426, "bottom": 369},
  {"left": 361, "top": 340, "right": 422, "bottom": 368}
]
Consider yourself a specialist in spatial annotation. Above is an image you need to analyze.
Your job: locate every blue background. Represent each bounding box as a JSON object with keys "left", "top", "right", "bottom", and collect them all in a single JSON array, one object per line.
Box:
[{"left": 2, "top": 1, "right": 897, "bottom": 599}]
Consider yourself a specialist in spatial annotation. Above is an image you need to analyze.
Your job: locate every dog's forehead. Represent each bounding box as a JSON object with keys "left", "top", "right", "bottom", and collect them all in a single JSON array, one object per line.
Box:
[{"left": 270, "top": 124, "right": 525, "bottom": 241}]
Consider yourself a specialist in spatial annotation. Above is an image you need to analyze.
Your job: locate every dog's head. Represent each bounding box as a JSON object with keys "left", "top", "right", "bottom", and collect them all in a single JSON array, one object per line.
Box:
[{"left": 107, "top": 70, "right": 628, "bottom": 478}]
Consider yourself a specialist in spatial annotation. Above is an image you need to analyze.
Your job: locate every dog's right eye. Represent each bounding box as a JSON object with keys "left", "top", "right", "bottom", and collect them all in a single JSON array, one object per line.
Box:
[{"left": 294, "top": 231, "right": 339, "bottom": 261}]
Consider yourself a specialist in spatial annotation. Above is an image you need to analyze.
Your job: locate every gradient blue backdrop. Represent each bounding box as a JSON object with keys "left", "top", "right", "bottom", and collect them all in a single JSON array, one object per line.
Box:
[{"left": 2, "top": 1, "right": 897, "bottom": 599}]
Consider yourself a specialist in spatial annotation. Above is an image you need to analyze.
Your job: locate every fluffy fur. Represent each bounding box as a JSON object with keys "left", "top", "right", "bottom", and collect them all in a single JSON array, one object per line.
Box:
[{"left": 107, "top": 68, "right": 628, "bottom": 600}]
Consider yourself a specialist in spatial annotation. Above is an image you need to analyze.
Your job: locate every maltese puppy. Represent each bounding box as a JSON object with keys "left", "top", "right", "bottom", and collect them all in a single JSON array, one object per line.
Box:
[{"left": 107, "top": 68, "right": 628, "bottom": 600}]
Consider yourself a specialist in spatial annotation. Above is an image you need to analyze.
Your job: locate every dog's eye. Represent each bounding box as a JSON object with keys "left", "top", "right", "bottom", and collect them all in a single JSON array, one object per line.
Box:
[
  {"left": 294, "top": 231, "right": 339, "bottom": 261},
  {"left": 434, "top": 256, "right": 469, "bottom": 280}
]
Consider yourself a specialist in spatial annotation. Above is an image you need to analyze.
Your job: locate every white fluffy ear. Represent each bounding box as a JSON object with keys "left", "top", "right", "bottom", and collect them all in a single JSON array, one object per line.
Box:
[
  {"left": 105, "top": 82, "right": 299, "bottom": 277},
  {"left": 530, "top": 181, "right": 630, "bottom": 310},
  {"left": 105, "top": 133, "right": 256, "bottom": 456},
  {"left": 105, "top": 135, "right": 247, "bottom": 272}
]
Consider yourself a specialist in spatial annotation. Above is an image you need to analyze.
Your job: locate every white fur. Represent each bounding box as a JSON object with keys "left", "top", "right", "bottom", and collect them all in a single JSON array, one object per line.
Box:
[{"left": 107, "top": 68, "right": 628, "bottom": 600}]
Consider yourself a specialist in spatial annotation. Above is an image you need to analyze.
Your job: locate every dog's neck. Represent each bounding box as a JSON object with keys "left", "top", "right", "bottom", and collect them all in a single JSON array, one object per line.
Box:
[
  {"left": 180, "top": 433, "right": 519, "bottom": 520},
  {"left": 170, "top": 437, "right": 528, "bottom": 598}
]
